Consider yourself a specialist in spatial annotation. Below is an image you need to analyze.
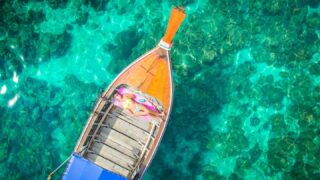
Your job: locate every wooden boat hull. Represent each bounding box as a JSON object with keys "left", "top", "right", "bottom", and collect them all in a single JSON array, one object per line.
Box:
[
  {"left": 73, "top": 47, "right": 174, "bottom": 179},
  {"left": 61, "top": 7, "right": 185, "bottom": 180}
]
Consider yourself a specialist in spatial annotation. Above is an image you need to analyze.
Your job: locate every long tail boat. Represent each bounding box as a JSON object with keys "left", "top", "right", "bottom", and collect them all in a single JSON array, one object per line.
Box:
[{"left": 58, "top": 7, "right": 185, "bottom": 180}]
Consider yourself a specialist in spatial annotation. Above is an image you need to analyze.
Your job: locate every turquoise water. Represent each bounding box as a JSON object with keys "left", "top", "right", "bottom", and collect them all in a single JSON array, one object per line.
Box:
[{"left": 0, "top": 0, "right": 319, "bottom": 179}]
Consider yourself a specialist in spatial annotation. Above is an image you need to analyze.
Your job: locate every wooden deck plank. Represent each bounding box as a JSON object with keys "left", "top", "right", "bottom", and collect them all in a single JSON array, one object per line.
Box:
[
  {"left": 96, "top": 136, "right": 139, "bottom": 159},
  {"left": 86, "top": 153, "right": 130, "bottom": 177},
  {"left": 110, "top": 108, "right": 151, "bottom": 131},
  {"left": 91, "top": 142, "right": 136, "bottom": 169},
  {"left": 99, "top": 127, "right": 142, "bottom": 150},
  {"left": 109, "top": 113, "right": 150, "bottom": 132},
  {"left": 117, "top": 111, "right": 162, "bottom": 129},
  {"left": 104, "top": 116, "right": 149, "bottom": 142}
]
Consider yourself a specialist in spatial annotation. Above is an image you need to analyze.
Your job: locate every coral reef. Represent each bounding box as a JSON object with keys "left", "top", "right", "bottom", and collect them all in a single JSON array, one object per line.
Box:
[{"left": 0, "top": 0, "right": 319, "bottom": 179}]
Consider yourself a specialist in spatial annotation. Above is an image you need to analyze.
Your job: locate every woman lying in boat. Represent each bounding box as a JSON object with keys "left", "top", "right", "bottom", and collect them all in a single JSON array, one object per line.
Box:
[{"left": 114, "top": 92, "right": 165, "bottom": 118}]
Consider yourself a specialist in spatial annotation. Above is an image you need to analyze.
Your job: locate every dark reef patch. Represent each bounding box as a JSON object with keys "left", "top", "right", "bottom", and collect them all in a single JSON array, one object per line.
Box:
[
  {"left": 28, "top": 9, "right": 46, "bottom": 24},
  {"left": 267, "top": 136, "right": 297, "bottom": 172},
  {"left": 104, "top": 26, "right": 144, "bottom": 73},
  {"left": 250, "top": 116, "right": 260, "bottom": 127},
  {"left": 37, "top": 30, "right": 72, "bottom": 60},
  {"left": 85, "top": 0, "right": 109, "bottom": 12},
  {"left": 75, "top": 11, "right": 89, "bottom": 25},
  {"left": 106, "top": 27, "right": 143, "bottom": 60},
  {"left": 47, "top": 0, "right": 68, "bottom": 9},
  {"left": 249, "top": 144, "right": 262, "bottom": 164}
]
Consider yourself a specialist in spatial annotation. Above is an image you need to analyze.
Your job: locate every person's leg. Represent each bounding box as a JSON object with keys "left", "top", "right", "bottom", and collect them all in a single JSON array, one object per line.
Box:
[
  {"left": 133, "top": 105, "right": 164, "bottom": 124},
  {"left": 139, "top": 105, "right": 161, "bottom": 117}
]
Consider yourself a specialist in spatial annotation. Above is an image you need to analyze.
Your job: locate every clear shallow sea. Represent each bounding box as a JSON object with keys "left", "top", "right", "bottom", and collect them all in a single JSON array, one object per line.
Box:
[{"left": 0, "top": 0, "right": 319, "bottom": 179}]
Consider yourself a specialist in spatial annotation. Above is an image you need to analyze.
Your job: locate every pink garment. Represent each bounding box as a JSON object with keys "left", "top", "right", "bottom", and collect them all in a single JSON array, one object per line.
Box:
[
  {"left": 117, "top": 87, "right": 159, "bottom": 112},
  {"left": 113, "top": 87, "right": 159, "bottom": 121}
]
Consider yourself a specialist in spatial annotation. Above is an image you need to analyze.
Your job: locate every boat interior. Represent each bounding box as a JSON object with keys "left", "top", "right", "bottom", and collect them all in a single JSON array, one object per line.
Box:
[{"left": 77, "top": 84, "right": 164, "bottom": 179}]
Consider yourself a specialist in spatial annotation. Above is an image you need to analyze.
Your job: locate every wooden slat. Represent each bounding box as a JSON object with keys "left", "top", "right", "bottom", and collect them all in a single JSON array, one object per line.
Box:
[
  {"left": 109, "top": 113, "right": 150, "bottom": 132},
  {"left": 111, "top": 108, "right": 151, "bottom": 131},
  {"left": 86, "top": 153, "right": 130, "bottom": 177},
  {"left": 99, "top": 127, "right": 142, "bottom": 150},
  {"left": 104, "top": 116, "right": 149, "bottom": 142},
  {"left": 128, "top": 124, "right": 156, "bottom": 178},
  {"left": 75, "top": 102, "right": 112, "bottom": 153},
  {"left": 91, "top": 142, "right": 136, "bottom": 169},
  {"left": 96, "top": 136, "right": 139, "bottom": 159}
]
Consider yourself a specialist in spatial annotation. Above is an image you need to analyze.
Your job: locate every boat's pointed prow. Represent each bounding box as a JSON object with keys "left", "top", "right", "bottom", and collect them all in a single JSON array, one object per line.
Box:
[{"left": 159, "top": 7, "right": 186, "bottom": 50}]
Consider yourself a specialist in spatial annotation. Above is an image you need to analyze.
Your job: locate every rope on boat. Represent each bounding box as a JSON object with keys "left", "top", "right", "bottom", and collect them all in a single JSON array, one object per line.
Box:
[{"left": 47, "top": 154, "right": 72, "bottom": 180}]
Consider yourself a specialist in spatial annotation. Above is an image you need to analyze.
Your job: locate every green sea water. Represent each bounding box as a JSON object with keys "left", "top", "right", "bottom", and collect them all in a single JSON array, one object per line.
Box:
[{"left": 0, "top": 0, "right": 319, "bottom": 179}]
